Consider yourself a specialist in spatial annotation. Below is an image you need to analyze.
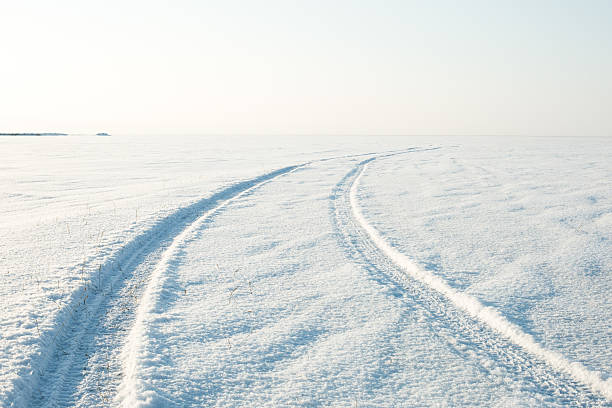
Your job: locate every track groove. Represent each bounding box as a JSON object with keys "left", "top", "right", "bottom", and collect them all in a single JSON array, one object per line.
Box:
[
  {"left": 331, "top": 153, "right": 610, "bottom": 406},
  {"left": 19, "top": 165, "right": 303, "bottom": 408}
]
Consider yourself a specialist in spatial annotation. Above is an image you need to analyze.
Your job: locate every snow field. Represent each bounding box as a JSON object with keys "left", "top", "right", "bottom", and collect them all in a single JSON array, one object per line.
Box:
[
  {"left": 113, "top": 155, "right": 608, "bottom": 406},
  {"left": 1, "top": 135, "right": 610, "bottom": 406}
]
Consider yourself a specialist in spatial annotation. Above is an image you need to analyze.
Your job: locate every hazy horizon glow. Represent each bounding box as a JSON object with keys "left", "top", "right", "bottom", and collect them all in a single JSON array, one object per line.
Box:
[{"left": 1, "top": 0, "right": 611, "bottom": 136}]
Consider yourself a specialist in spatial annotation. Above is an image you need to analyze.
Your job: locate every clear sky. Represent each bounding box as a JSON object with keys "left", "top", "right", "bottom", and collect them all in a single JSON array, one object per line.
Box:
[{"left": 1, "top": 0, "right": 611, "bottom": 136}]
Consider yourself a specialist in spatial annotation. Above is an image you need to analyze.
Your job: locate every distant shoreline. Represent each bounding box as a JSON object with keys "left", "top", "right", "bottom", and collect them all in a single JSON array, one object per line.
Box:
[{"left": 0, "top": 133, "right": 68, "bottom": 136}]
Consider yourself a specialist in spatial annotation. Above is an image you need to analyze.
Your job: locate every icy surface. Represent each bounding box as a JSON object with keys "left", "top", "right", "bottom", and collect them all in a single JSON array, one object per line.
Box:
[{"left": 1, "top": 135, "right": 610, "bottom": 406}]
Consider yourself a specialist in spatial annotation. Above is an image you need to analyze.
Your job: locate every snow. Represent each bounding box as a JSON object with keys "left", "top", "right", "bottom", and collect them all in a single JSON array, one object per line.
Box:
[{"left": 0, "top": 135, "right": 610, "bottom": 406}]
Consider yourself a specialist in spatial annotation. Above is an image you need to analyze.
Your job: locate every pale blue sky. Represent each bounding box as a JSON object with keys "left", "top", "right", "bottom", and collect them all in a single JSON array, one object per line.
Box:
[{"left": 1, "top": 0, "right": 611, "bottom": 136}]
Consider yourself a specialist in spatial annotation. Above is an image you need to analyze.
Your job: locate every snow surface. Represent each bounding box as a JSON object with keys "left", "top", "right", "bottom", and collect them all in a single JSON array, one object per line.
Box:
[{"left": 0, "top": 135, "right": 610, "bottom": 407}]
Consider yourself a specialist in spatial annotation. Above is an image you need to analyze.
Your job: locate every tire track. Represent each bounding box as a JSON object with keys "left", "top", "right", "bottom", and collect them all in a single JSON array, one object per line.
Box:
[
  {"left": 331, "top": 153, "right": 611, "bottom": 406},
  {"left": 17, "top": 165, "right": 303, "bottom": 408}
]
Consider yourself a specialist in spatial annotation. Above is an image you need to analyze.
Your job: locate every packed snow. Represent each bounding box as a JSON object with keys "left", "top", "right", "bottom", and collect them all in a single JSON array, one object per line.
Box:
[{"left": 0, "top": 135, "right": 610, "bottom": 407}]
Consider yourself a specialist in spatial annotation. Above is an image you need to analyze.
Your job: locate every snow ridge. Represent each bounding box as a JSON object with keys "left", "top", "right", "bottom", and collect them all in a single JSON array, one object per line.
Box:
[{"left": 349, "top": 160, "right": 612, "bottom": 402}]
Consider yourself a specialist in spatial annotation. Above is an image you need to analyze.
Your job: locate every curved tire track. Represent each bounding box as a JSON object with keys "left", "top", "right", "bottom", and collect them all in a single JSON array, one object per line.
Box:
[
  {"left": 331, "top": 154, "right": 611, "bottom": 406},
  {"left": 18, "top": 165, "right": 303, "bottom": 408}
]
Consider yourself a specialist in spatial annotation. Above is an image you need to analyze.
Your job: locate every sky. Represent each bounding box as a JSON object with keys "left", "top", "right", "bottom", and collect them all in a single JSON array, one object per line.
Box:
[{"left": 1, "top": 0, "right": 611, "bottom": 136}]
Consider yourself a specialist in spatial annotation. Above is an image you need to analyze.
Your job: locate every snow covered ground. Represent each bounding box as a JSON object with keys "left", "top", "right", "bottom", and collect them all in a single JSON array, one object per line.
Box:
[{"left": 0, "top": 135, "right": 610, "bottom": 407}]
